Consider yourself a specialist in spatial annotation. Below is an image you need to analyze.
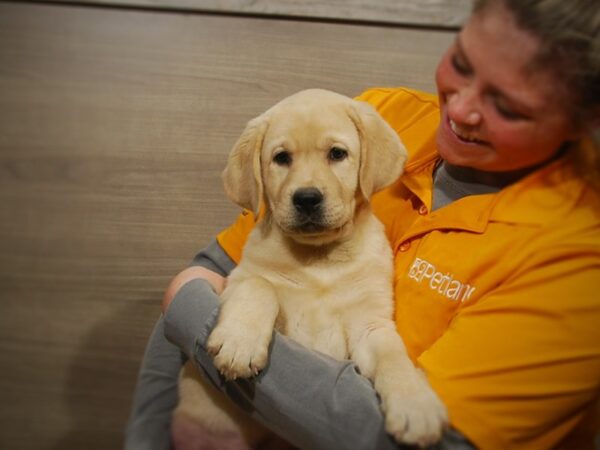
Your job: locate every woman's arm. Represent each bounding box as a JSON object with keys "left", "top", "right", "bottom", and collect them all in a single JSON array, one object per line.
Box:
[
  {"left": 127, "top": 240, "right": 475, "bottom": 450},
  {"left": 124, "top": 315, "right": 186, "bottom": 450},
  {"left": 161, "top": 266, "right": 226, "bottom": 313},
  {"left": 124, "top": 241, "right": 234, "bottom": 450}
]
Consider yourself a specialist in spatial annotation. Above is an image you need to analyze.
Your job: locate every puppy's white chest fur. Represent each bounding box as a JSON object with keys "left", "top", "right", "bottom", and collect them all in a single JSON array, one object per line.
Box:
[
  {"left": 269, "top": 262, "right": 362, "bottom": 360},
  {"left": 226, "top": 208, "right": 394, "bottom": 361},
  {"left": 277, "top": 290, "right": 349, "bottom": 360}
]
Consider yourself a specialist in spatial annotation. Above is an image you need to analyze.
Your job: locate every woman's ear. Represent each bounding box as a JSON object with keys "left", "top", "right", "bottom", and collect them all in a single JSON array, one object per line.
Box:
[
  {"left": 348, "top": 100, "right": 407, "bottom": 199},
  {"left": 221, "top": 115, "right": 269, "bottom": 215}
]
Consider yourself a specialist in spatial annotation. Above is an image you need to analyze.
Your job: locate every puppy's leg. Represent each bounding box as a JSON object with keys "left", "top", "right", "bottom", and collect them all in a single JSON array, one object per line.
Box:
[
  {"left": 207, "top": 277, "right": 279, "bottom": 380},
  {"left": 350, "top": 320, "right": 448, "bottom": 447},
  {"left": 171, "top": 414, "right": 252, "bottom": 450},
  {"left": 174, "top": 361, "right": 268, "bottom": 449}
]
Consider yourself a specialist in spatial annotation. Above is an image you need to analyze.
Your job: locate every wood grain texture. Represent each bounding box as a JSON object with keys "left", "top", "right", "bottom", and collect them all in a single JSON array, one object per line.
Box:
[
  {"left": 36, "top": 0, "right": 471, "bottom": 28},
  {"left": 0, "top": 2, "right": 454, "bottom": 448}
]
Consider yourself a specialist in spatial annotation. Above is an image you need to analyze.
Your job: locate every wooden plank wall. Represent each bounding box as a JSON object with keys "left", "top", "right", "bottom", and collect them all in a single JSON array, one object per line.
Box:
[
  {"left": 42, "top": 0, "right": 471, "bottom": 27},
  {"left": 0, "top": 1, "right": 463, "bottom": 448}
]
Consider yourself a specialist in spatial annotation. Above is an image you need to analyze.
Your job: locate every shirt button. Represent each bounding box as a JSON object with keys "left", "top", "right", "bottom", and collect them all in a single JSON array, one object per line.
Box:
[
  {"left": 418, "top": 204, "right": 428, "bottom": 215},
  {"left": 398, "top": 241, "right": 411, "bottom": 252}
]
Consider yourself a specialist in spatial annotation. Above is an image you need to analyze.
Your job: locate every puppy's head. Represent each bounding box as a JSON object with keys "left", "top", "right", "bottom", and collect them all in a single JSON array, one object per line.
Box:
[{"left": 222, "top": 89, "right": 407, "bottom": 246}]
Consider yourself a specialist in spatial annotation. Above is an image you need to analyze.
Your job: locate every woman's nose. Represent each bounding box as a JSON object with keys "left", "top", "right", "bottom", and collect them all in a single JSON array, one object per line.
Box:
[{"left": 447, "top": 87, "right": 482, "bottom": 126}]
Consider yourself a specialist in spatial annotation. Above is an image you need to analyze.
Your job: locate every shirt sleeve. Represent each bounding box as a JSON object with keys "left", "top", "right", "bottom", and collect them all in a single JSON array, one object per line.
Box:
[
  {"left": 124, "top": 316, "right": 185, "bottom": 450},
  {"left": 124, "top": 241, "right": 236, "bottom": 450},
  {"left": 418, "top": 247, "right": 600, "bottom": 449}
]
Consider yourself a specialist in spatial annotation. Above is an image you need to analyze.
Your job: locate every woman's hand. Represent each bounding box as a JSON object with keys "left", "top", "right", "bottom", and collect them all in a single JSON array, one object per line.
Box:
[{"left": 162, "top": 266, "right": 226, "bottom": 313}]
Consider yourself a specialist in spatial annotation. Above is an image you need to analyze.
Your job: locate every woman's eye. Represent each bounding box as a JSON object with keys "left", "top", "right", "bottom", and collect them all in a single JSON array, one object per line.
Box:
[
  {"left": 273, "top": 151, "right": 292, "bottom": 166},
  {"left": 328, "top": 147, "right": 348, "bottom": 162},
  {"left": 495, "top": 101, "right": 527, "bottom": 121},
  {"left": 450, "top": 53, "right": 471, "bottom": 76}
]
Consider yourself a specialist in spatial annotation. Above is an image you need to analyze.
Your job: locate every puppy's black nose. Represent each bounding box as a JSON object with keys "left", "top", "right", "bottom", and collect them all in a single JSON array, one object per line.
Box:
[{"left": 293, "top": 188, "right": 323, "bottom": 215}]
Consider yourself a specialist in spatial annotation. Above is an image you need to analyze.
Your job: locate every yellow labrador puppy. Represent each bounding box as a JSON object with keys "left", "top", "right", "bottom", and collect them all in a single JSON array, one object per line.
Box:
[{"left": 176, "top": 89, "right": 447, "bottom": 448}]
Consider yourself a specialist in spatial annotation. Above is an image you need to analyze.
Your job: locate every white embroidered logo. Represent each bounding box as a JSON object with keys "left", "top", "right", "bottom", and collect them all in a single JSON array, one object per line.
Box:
[{"left": 407, "top": 257, "right": 476, "bottom": 302}]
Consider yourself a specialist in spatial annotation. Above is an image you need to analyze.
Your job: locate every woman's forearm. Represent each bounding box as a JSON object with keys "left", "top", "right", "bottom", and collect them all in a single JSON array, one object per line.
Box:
[
  {"left": 125, "top": 316, "right": 185, "bottom": 450},
  {"left": 125, "top": 240, "right": 235, "bottom": 450}
]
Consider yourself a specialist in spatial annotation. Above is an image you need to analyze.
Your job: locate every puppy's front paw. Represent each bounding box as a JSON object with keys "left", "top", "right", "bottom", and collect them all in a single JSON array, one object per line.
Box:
[
  {"left": 382, "top": 371, "right": 448, "bottom": 447},
  {"left": 206, "top": 322, "right": 271, "bottom": 380}
]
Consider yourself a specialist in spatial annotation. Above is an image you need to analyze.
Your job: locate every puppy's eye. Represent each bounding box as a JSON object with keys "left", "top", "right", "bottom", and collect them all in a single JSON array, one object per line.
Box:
[
  {"left": 273, "top": 151, "right": 292, "bottom": 166},
  {"left": 328, "top": 147, "right": 348, "bottom": 162}
]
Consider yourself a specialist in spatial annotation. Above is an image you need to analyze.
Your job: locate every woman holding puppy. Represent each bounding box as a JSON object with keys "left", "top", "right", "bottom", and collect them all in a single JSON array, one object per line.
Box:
[{"left": 126, "top": 0, "right": 600, "bottom": 448}]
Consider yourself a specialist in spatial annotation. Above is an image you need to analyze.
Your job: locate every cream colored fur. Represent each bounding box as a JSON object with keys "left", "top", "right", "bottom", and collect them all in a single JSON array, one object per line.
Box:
[{"left": 175, "top": 89, "right": 447, "bottom": 448}]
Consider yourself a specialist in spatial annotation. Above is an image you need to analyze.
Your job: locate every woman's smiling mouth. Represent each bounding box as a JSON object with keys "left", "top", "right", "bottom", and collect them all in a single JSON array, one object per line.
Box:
[{"left": 449, "top": 119, "right": 487, "bottom": 145}]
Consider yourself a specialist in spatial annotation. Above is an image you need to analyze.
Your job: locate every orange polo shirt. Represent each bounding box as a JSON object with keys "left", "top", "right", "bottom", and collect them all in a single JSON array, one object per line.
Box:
[{"left": 216, "top": 87, "right": 600, "bottom": 449}]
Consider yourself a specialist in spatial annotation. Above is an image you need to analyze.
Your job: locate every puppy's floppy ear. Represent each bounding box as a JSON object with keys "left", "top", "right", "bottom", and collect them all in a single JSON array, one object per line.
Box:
[
  {"left": 222, "top": 115, "right": 268, "bottom": 215},
  {"left": 348, "top": 100, "right": 407, "bottom": 199}
]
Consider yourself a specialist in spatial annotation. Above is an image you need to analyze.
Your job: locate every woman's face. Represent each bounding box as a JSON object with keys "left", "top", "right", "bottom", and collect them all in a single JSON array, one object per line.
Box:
[{"left": 435, "top": 5, "right": 578, "bottom": 171}]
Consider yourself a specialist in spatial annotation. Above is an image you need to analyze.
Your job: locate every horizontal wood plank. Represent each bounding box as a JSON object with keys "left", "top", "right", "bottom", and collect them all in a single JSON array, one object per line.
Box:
[
  {"left": 35, "top": 0, "right": 471, "bottom": 28},
  {"left": 0, "top": 2, "right": 454, "bottom": 448}
]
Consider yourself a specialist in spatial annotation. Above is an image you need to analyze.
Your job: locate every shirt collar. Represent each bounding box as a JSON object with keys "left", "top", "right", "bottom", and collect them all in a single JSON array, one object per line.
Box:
[
  {"left": 489, "top": 156, "right": 591, "bottom": 226},
  {"left": 401, "top": 151, "right": 593, "bottom": 230}
]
